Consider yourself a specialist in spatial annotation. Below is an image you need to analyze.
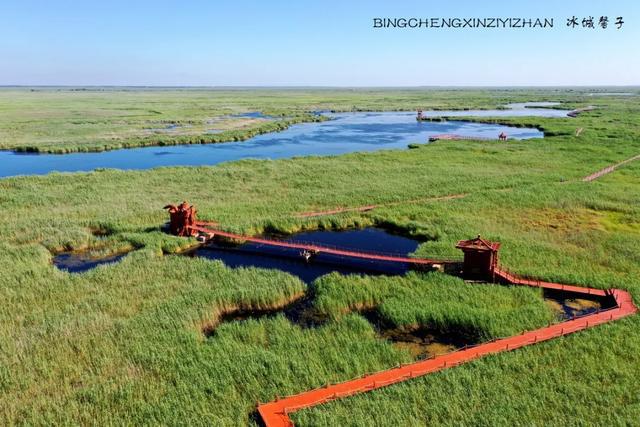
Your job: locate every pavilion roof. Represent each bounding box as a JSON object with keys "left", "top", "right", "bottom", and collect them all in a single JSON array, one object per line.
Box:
[{"left": 455, "top": 235, "right": 500, "bottom": 251}]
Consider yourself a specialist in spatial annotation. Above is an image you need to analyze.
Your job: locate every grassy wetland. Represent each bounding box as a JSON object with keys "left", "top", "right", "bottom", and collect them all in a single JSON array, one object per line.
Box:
[
  {"left": 0, "top": 87, "right": 639, "bottom": 425},
  {"left": 0, "top": 86, "right": 619, "bottom": 153}
]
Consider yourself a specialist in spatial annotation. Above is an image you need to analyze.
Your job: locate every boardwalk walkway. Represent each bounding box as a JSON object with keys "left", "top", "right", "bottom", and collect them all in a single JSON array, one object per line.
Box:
[
  {"left": 187, "top": 224, "right": 637, "bottom": 427},
  {"left": 256, "top": 268, "right": 636, "bottom": 426},
  {"left": 190, "top": 224, "right": 450, "bottom": 266},
  {"left": 582, "top": 154, "right": 640, "bottom": 182}
]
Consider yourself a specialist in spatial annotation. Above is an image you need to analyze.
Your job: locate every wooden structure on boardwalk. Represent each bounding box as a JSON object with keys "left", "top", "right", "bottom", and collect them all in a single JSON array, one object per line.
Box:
[
  {"left": 455, "top": 235, "right": 500, "bottom": 280},
  {"left": 163, "top": 201, "right": 197, "bottom": 237}
]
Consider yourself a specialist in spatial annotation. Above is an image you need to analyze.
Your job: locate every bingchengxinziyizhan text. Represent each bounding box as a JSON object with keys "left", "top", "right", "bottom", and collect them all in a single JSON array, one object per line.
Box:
[{"left": 372, "top": 17, "right": 625, "bottom": 29}]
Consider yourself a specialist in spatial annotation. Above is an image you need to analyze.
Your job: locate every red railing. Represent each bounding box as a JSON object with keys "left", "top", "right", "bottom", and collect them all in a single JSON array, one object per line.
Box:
[
  {"left": 191, "top": 224, "right": 459, "bottom": 265},
  {"left": 256, "top": 267, "right": 637, "bottom": 427}
]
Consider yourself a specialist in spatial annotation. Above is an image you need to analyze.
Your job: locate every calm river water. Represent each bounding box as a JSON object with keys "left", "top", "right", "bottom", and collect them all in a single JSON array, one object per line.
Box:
[{"left": 0, "top": 105, "right": 569, "bottom": 178}]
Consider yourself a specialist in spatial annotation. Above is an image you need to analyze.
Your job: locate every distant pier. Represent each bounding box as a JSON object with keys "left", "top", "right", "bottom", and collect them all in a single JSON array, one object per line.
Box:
[{"left": 428, "top": 134, "right": 502, "bottom": 142}]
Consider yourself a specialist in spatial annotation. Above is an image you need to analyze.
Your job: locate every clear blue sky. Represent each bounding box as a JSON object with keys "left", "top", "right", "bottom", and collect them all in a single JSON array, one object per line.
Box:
[{"left": 1, "top": 0, "right": 638, "bottom": 86}]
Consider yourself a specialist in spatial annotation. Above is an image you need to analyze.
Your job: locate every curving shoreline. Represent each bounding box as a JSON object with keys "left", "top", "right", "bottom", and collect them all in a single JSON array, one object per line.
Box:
[
  {"left": 0, "top": 111, "right": 545, "bottom": 179},
  {"left": 7, "top": 113, "right": 327, "bottom": 155}
]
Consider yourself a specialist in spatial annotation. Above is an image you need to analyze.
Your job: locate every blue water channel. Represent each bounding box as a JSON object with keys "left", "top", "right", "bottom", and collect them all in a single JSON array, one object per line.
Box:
[{"left": 0, "top": 104, "right": 568, "bottom": 178}]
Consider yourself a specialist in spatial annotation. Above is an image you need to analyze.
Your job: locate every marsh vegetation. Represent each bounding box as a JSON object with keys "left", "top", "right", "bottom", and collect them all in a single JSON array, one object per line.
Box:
[{"left": 0, "top": 88, "right": 639, "bottom": 425}]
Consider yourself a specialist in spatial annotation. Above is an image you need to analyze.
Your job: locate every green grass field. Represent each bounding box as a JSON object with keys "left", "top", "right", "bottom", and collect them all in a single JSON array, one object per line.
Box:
[
  {"left": 0, "top": 88, "right": 639, "bottom": 425},
  {"left": 2, "top": 86, "right": 631, "bottom": 153}
]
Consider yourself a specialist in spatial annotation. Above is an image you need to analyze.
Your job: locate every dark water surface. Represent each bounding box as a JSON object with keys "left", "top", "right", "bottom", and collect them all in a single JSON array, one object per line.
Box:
[
  {"left": 189, "top": 228, "right": 420, "bottom": 284},
  {"left": 0, "top": 107, "right": 562, "bottom": 178},
  {"left": 53, "top": 251, "right": 128, "bottom": 273}
]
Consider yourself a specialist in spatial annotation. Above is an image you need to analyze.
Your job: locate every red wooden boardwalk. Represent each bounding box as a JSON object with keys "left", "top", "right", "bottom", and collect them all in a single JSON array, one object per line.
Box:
[
  {"left": 429, "top": 134, "right": 495, "bottom": 142},
  {"left": 568, "top": 106, "right": 596, "bottom": 117},
  {"left": 494, "top": 268, "right": 608, "bottom": 297},
  {"left": 294, "top": 194, "right": 467, "bottom": 218},
  {"left": 256, "top": 274, "right": 636, "bottom": 427},
  {"left": 188, "top": 223, "right": 637, "bottom": 426},
  {"left": 582, "top": 153, "right": 640, "bottom": 182},
  {"left": 191, "top": 224, "right": 450, "bottom": 266}
]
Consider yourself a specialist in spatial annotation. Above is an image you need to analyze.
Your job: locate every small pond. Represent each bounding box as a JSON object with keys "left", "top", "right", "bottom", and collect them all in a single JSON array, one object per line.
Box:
[
  {"left": 53, "top": 251, "right": 128, "bottom": 273},
  {"left": 188, "top": 228, "right": 420, "bottom": 284}
]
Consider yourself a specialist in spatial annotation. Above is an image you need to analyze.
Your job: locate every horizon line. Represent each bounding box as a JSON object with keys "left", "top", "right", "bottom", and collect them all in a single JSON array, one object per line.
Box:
[{"left": 1, "top": 84, "right": 639, "bottom": 89}]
